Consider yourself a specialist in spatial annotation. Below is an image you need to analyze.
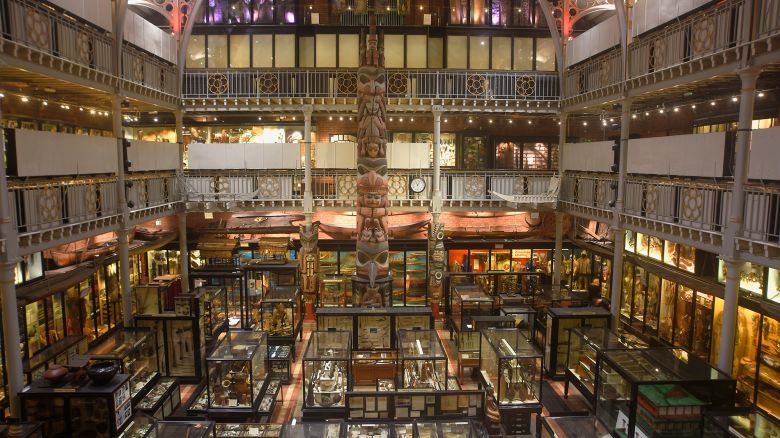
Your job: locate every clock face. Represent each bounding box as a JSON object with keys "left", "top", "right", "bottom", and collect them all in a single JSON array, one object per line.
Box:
[{"left": 410, "top": 177, "right": 426, "bottom": 193}]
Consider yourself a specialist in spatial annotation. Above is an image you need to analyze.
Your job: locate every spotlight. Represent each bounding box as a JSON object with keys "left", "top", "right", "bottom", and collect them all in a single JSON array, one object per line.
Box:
[
  {"left": 20, "top": 96, "right": 29, "bottom": 102},
  {"left": 488, "top": 119, "right": 493, "bottom": 124},
  {"left": 673, "top": 107, "right": 679, "bottom": 112},
  {"left": 609, "top": 118, "right": 614, "bottom": 122},
  {"left": 90, "top": 109, "right": 96, "bottom": 114},
  {"left": 691, "top": 104, "right": 696, "bottom": 109},
  {"left": 258, "top": 117, "right": 262, "bottom": 121},
  {"left": 339, "top": 116, "right": 343, "bottom": 121},
  {"left": 711, "top": 101, "right": 716, "bottom": 106},
  {"left": 645, "top": 112, "right": 649, "bottom": 116},
  {"left": 42, "top": 101, "right": 48, "bottom": 106},
  {"left": 410, "top": 118, "right": 414, "bottom": 122},
  {"left": 329, "top": 116, "right": 333, "bottom": 120},
  {"left": 632, "top": 114, "right": 637, "bottom": 119},
  {"left": 758, "top": 92, "right": 765, "bottom": 98},
  {"left": 582, "top": 121, "right": 588, "bottom": 126},
  {"left": 658, "top": 108, "right": 664, "bottom": 114},
  {"left": 444, "top": 118, "right": 448, "bottom": 123},
  {"left": 527, "top": 120, "right": 531, "bottom": 125},
  {"left": 602, "top": 120, "right": 607, "bottom": 126},
  {"left": 154, "top": 117, "right": 159, "bottom": 122},
  {"left": 732, "top": 96, "right": 738, "bottom": 102},
  {"left": 468, "top": 119, "right": 473, "bottom": 123}
]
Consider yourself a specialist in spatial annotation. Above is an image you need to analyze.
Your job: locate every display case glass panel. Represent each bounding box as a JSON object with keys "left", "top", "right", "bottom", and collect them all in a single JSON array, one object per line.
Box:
[
  {"left": 544, "top": 307, "right": 611, "bottom": 378},
  {"left": 198, "top": 286, "right": 227, "bottom": 339},
  {"left": 206, "top": 331, "right": 267, "bottom": 409},
  {"left": 691, "top": 292, "right": 713, "bottom": 360},
  {"left": 88, "top": 328, "right": 159, "bottom": 400},
  {"left": 710, "top": 301, "right": 759, "bottom": 405},
  {"left": 648, "top": 237, "right": 663, "bottom": 261},
  {"left": 636, "top": 233, "right": 650, "bottom": 256},
  {"left": 619, "top": 262, "right": 634, "bottom": 320},
  {"left": 117, "top": 413, "right": 155, "bottom": 438},
  {"left": 643, "top": 273, "right": 661, "bottom": 333},
  {"left": 215, "top": 423, "right": 283, "bottom": 438},
  {"left": 155, "top": 421, "right": 214, "bottom": 437},
  {"left": 450, "top": 285, "right": 496, "bottom": 334},
  {"left": 405, "top": 251, "right": 428, "bottom": 306},
  {"left": 320, "top": 276, "right": 346, "bottom": 307},
  {"left": 470, "top": 250, "right": 489, "bottom": 272},
  {"left": 345, "top": 423, "right": 389, "bottom": 438},
  {"left": 462, "top": 136, "right": 487, "bottom": 169},
  {"left": 596, "top": 349, "right": 736, "bottom": 438},
  {"left": 134, "top": 314, "right": 206, "bottom": 381},
  {"left": 480, "top": 328, "right": 542, "bottom": 406},
  {"left": 303, "top": 331, "right": 351, "bottom": 410},
  {"left": 630, "top": 267, "right": 647, "bottom": 326},
  {"left": 281, "top": 423, "right": 343, "bottom": 438},
  {"left": 491, "top": 250, "right": 511, "bottom": 272},
  {"left": 677, "top": 244, "right": 696, "bottom": 273},
  {"left": 758, "top": 316, "right": 780, "bottom": 416},
  {"left": 719, "top": 260, "right": 764, "bottom": 295},
  {"left": 703, "top": 410, "right": 780, "bottom": 438},
  {"left": 624, "top": 230, "right": 636, "bottom": 253},
  {"left": 499, "top": 306, "right": 535, "bottom": 341},
  {"left": 319, "top": 252, "right": 338, "bottom": 276},
  {"left": 658, "top": 279, "right": 676, "bottom": 343},
  {"left": 663, "top": 241, "right": 678, "bottom": 267},
  {"left": 769, "top": 268, "right": 780, "bottom": 303},
  {"left": 540, "top": 416, "right": 609, "bottom": 438},
  {"left": 357, "top": 315, "right": 391, "bottom": 350},
  {"left": 391, "top": 251, "right": 406, "bottom": 306},
  {"left": 398, "top": 330, "right": 447, "bottom": 391},
  {"left": 260, "top": 287, "right": 300, "bottom": 338},
  {"left": 673, "top": 286, "right": 694, "bottom": 348},
  {"left": 448, "top": 249, "right": 468, "bottom": 273}
]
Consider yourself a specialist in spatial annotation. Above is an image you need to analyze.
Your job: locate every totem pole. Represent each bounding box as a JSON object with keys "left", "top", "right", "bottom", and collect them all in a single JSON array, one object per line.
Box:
[
  {"left": 299, "top": 221, "right": 320, "bottom": 320},
  {"left": 353, "top": 20, "right": 392, "bottom": 307},
  {"left": 427, "top": 221, "right": 445, "bottom": 312}
]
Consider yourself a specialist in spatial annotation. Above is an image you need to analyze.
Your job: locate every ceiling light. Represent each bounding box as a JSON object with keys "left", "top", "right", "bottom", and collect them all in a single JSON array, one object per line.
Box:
[
  {"left": 711, "top": 101, "right": 716, "bottom": 106},
  {"left": 645, "top": 112, "right": 649, "bottom": 116},
  {"left": 508, "top": 120, "right": 513, "bottom": 124},
  {"left": 488, "top": 119, "right": 493, "bottom": 124},
  {"left": 0, "top": 93, "right": 4, "bottom": 98},
  {"left": 468, "top": 119, "right": 473, "bottom": 123},
  {"left": 609, "top": 118, "right": 614, "bottom": 122},
  {"left": 731, "top": 96, "right": 738, "bottom": 102},
  {"left": 419, "top": 5, "right": 423, "bottom": 9},
  {"left": 42, "top": 101, "right": 48, "bottom": 106},
  {"left": 309, "top": 5, "right": 313, "bottom": 9},
  {"left": 444, "top": 118, "right": 448, "bottom": 123},
  {"left": 527, "top": 120, "right": 531, "bottom": 125},
  {"left": 90, "top": 109, "right": 96, "bottom": 114},
  {"left": 558, "top": 122, "right": 561, "bottom": 125},
  {"left": 389, "top": 117, "right": 393, "bottom": 121},
  {"left": 480, "top": 41, "right": 485, "bottom": 46},
  {"left": 79, "top": 107, "right": 84, "bottom": 111},
  {"left": 691, "top": 104, "right": 696, "bottom": 109},
  {"left": 632, "top": 114, "right": 637, "bottom": 119},
  {"left": 21, "top": 96, "right": 29, "bottom": 102},
  {"left": 673, "top": 107, "right": 679, "bottom": 112},
  {"left": 758, "top": 92, "right": 765, "bottom": 97},
  {"left": 258, "top": 117, "right": 262, "bottom": 121},
  {"left": 399, "top": 117, "right": 404, "bottom": 122},
  {"left": 582, "top": 121, "right": 588, "bottom": 126},
  {"left": 328, "top": 116, "right": 333, "bottom": 121},
  {"left": 339, "top": 116, "right": 343, "bottom": 121},
  {"left": 410, "top": 118, "right": 414, "bottom": 122},
  {"left": 154, "top": 117, "right": 159, "bottom": 122},
  {"left": 349, "top": 117, "right": 353, "bottom": 121},
  {"left": 602, "top": 120, "right": 607, "bottom": 126},
  {"left": 658, "top": 108, "right": 664, "bottom": 114}
]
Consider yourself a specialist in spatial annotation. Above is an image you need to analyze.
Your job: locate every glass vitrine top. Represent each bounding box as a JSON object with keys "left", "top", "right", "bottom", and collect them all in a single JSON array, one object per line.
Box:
[
  {"left": 209, "top": 331, "right": 266, "bottom": 361},
  {"left": 156, "top": 421, "right": 214, "bottom": 437},
  {"left": 602, "top": 348, "right": 732, "bottom": 383},
  {"left": 90, "top": 328, "right": 154, "bottom": 356},
  {"left": 570, "top": 327, "right": 647, "bottom": 351},
  {"left": 398, "top": 330, "right": 445, "bottom": 360},
  {"left": 304, "top": 331, "right": 351, "bottom": 361},
  {"left": 264, "top": 286, "right": 299, "bottom": 301},
  {"left": 482, "top": 328, "right": 540, "bottom": 359},
  {"left": 281, "top": 422, "right": 343, "bottom": 438},
  {"left": 196, "top": 286, "right": 226, "bottom": 300}
]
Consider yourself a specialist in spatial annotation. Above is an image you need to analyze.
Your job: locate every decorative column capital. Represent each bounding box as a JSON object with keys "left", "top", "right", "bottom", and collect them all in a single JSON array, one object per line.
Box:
[
  {"left": 431, "top": 105, "right": 444, "bottom": 118},
  {"left": 302, "top": 105, "right": 314, "bottom": 119}
]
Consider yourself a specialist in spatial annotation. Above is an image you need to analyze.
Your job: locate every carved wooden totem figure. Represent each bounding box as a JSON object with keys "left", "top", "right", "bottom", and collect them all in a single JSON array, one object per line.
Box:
[
  {"left": 353, "top": 20, "right": 391, "bottom": 307},
  {"left": 427, "top": 221, "right": 445, "bottom": 305},
  {"left": 299, "top": 221, "right": 320, "bottom": 305}
]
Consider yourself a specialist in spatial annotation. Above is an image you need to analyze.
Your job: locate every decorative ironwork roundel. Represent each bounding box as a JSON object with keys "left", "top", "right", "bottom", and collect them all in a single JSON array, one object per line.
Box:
[
  {"left": 84, "top": 184, "right": 99, "bottom": 215},
  {"left": 208, "top": 73, "right": 229, "bottom": 95},
  {"left": 337, "top": 175, "right": 357, "bottom": 198},
  {"left": 681, "top": 188, "right": 704, "bottom": 221},
  {"left": 599, "top": 61, "right": 611, "bottom": 86},
  {"left": 643, "top": 185, "right": 658, "bottom": 214},
  {"left": 464, "top": 176, "right": 486, "bottom": 198},
  {"left": 38, "top": 187, "right": 60, "bottom": 224},
  {"left": 76, "top": 32, "right": 93, "bottom": 65},
  {"left": 257, "top": 177, "right": 280, "bottom": 198},
  {"left": 466, "top": 74, "right": 487, "bottom": 96},
  {"left": 211, "top": 176, "right": 229, "bottom": 193},
  {"left": 515, "top": 75, "right": 536, "bottom": 97},
  {"left": 596, "top": 181, "right": 607, "bottom": 205},
  {"left": 26, "top": 9, "right": 51, "bottom": 51},
  {"left": 387, "top": 175, "right": 407, "bottom": 197},
  {"left": 387, "top": 73, "right": 408, "bottom": 96},
  {"left": 255, "top": 73, "right": 279, "bottom": 94},
  {"left": 336, "top": 72, "right": 358, "bottom": 95},
  {"left": 692, "top": 17, "right": 715, "bottom": 55},
  {"left": 649, "top": 39, "right": 667, "bottom": 69}
]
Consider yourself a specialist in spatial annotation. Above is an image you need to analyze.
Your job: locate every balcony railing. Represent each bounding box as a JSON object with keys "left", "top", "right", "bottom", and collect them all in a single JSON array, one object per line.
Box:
[
  {"left": 757, "top": 0, "right": 780, "bottom": 39},
  {"left": 9, "top": 173, "right": 180, "bottom": 235},
  {"left": 183, "top": 169, "right": 557, "bottom": 204},
  {"left": 0, "top": 0, "right": 178, "bottom": 97},
  {"left": 564, "top": 0, "right": 746, "bottom": 99},
  {"left": 562, "top": 172, "right": 780, "bottom": 245},
  {"left": 182, "top": 69, "right": 559, "bottom": 101}
]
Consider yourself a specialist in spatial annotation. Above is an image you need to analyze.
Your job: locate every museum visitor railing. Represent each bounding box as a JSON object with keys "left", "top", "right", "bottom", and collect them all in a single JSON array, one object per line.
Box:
[
  {"left": 564, "top": 0, "right": 747, "bottom": 99},
  {"left": 181, "top": 69, "right": 560, "bottom": 101},
  {"left": 561, "top": 172, "right": 780, "bottom": 246},
  {"left": 182, "top": 169, "right": 557, "bottom": 204},
  {"left": 0, "top": 0, "right": 178, "bottom": 97},
  {"left": 8, "top": 173, "right": 180, "bottom": 235}
]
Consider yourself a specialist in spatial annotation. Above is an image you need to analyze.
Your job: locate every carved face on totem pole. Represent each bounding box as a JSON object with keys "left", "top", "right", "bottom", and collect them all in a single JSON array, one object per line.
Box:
[{"left": 428, "top": 221, "right": 445, "bottom": 302}]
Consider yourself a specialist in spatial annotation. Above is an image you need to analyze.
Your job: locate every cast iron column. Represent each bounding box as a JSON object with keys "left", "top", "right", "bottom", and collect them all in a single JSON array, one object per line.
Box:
[
  {"left": 303, "top": 105, "right": 314, "bottom": 225},
  {"left": 113, "top": 97, "right": 133, "bottom": 327},
  {"left": 552, "top": 112, "right": 567, "bottom": 289},
  {"left": 176, "top": 111, "right": 189, "bottom": 293},
  {"left": 609, "top": 99, "right": 630, "bottom": 327}
]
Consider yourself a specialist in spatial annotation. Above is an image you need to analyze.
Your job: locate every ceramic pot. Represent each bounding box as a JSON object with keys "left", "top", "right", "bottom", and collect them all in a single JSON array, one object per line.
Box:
[
  {"left": 43, "top": 363, "right": 68, "bottom": 383},
  {"left": 87, "top": 361, "right": 119, "bottom": 385}
]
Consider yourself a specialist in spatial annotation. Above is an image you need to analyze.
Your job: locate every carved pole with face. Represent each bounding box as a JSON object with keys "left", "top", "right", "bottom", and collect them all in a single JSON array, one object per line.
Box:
[
  {"left": 355, "top": 20, "right": 390, "bottom": 305},
  {"left": 298, "top": 221, "right": 320, "bottom": 308}
]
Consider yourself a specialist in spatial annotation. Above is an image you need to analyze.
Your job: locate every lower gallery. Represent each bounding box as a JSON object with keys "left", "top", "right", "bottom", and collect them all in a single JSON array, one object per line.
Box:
[{"left": 0, "top": 0, "right": 779, "bottom": 436}]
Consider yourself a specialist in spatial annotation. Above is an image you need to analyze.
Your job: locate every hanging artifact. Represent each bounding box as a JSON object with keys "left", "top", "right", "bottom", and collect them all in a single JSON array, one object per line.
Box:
[
  {"left": 353, "top": 19, "right": 392, "bottom": 307},
  {"left": 299, "top": 221, "right": 320, "bottom": 306}
]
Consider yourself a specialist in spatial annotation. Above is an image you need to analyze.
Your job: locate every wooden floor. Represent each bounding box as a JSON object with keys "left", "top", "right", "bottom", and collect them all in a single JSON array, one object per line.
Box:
[{"left": 177, "top": 320, "right": 594, "bottom": 435}]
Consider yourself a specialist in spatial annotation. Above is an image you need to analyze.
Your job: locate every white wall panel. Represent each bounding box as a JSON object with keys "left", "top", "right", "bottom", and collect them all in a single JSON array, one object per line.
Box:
[
  {"left": 189, "top": 143, "right": 299, "bottom": 169},
  {"left": 127, "top": 141, "right": 179, "bottom": 171},
  {"left": 315, "top": 143, "right": 356, "bottom": 168},
  {"left": 562, "top": 141, "right": 614, "bottom": 173},
  {"left": 15, "top": 129, "right": 117, "bottom": 176},
  {"left": 50, "top": 0, "right": 112, "bottom": 31},
  {"left": 632, "top": 0, "right": 712, "bottom": 37},
  {"left": 388, "top": 143, "right": 429, "bottom": 168},
  {"left": 567, "top": 15, "right": 620, "bottom": 66},
  {"left": 123, "top": 11, "right": 177, "bottom": 64},
  {"left": 749, "top": 127, "right": 780, "bottom": 180},
  {"left": 627, "top": 133, "right": 725, "bottom": 177}
]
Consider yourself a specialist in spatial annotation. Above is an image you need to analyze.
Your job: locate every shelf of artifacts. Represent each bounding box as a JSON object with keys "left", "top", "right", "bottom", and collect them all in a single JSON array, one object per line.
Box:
[
  {"left": 133, "top": 298, "right": 207, "bottom": 382},
  {"left": 542, "top": 306, "right": 611, "bottom": 379},
  {"left": 268, "top": 345, "right": 292, "bottom": 384},
  {"left": 455, "top": 315, "right": 515, "bottom": 380},
  {"left": 134, "top": 377, "right": 181, "bottom": 420},
  {"left": 564, "top": 327, "right": 647, "bottom": 408},
  {"left": 320, "top": 276, "right": 348, "bottom": 307},
  {"left": 301, "top": 331, "right": 352, "bottom": 420},
  {"left": 595, "top": 348, "right": 736, "bottom": 438},
  {"left": 86, "top": 328, "right": 161, "bottom": 404},
  {"left": 191, "top": 286, "right": 229, "bottom": 344},
  {"left": 190, "top": 264, "right": 245, "bottom": 331},
  {"left": 258, "top": 286, "right": 303, "bottom": 359},
  {"left": 499, "top": 306, "right": 536, "bottom": 341},
  {"left": 315, "top": 307, "right": 433, "bottom": 351},
  {"left": 187, "top": 376, "right": 281, "bottom": 421},
  {"left": 703, "top": 408, "right": 780, "bottom": 437},
  {"left": 20, "top": 373, "right": 133, "bottom": 437},
  {"left": 344, "top": 385, "right": 486, "bottom": 422},
  {"left": 243, "top": 259, "right": 299, "bottom": 330},
  {"left": 539, "top": 415, "right": 610, "bottom": 438},
  {"left": 201, "top": 331, "right": 269, "bottom": 421},
  {"left": 477, "top": 328, "right": 543, "bottom": 436},
  {"left": 0, "top": 422, "right": 44, "bottom": 438}
]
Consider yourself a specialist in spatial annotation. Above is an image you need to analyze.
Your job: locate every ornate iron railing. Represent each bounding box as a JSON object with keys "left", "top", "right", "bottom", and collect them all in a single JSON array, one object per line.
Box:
[{"left": 182, "top": 69, "right": 559, "bottom": 101}]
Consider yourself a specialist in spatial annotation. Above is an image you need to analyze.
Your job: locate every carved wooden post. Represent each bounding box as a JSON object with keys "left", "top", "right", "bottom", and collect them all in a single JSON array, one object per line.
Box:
[
  {"left": 428, "top": 221, "right": 445, "bottom": 318},
  {"left": 299, "top": 221, "right": 320, "bottom": 321},
  {"left": 353, "top": 20, "right": 392, "bottom": 306}
]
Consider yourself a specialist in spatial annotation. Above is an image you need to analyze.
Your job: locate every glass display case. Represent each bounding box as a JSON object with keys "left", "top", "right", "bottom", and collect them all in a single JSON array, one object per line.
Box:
[
  {"left": 414, "top": 421, "right": 488, "bottom": 438},
  {"left": 243, "top": 261, "right": 299, "bottom": 329},
  {"left": 479, "top": 328, "right": 542, "bottom": 407},
  {"left": 206, "top": 331, "right": 268, "bottom": 414},
  {"left": 134, "top": 313, "right": 206, "bottom": 382},
  {"left": 87, "top": 328, "right": 160, "bottom": 402},
  {"left": 345, "top": 423, "right": 390, "bottom": 438},
  {"left": 20, "top": 374, "right": 133, "bottom": 438},
  {"left": 118, "top": 413, "right": 155, "bottom": 438},
  {"left": 0, "top": 423, "right": 44, "bottom": 438},
  {"left": 499, "top": 306, "right": 536, "bottom": 341},
  {"left": 564, "top": 327, "right": 647, "bottom": 407},
  {"left": 450, "top": 284, "right": 497, "bottom": 335},
  {"left": 259, "top": 286, "right": 303, "bottom": 357},
  {"left": 316, "top": 307, "right": 433, "bottom": 352},
  {"left": 539, "top": 416, "right": 609, "bottom": 438},
  {"left": 134, "top": 276, "right": 182, "bottom": 314},
  {"left": 215, "top": 423, "right": 283, "bottom": 438},
  {"left": 398, "top": 330, "right": 447, "bottom": 391},
  {"left": 703, "top": 410, "right": 780, "bottom": 437},
  {"left": 303, "top": 331, "right": 351, "bottom": 415},
  {"left": 135, "top": 377, "right": 181, "bottom": 420},
  {"left": 268, "top": 345, "right": 292, "bottom": 384},
  {"left": 281, "top": 422, "right": 343, "bottom": 438},
  {"left": 190, "top": 265, "right": 244, "bottom": 330},
  {"left": 353, "top": 350, "right": 397, "bottom": 386},
  {"left": 155, "top": 421, "right": 215, "bottom": 438},
  {"left": 195, "top": 286, "right": 228, "bottom": 341},
  {"left": 544, "top": 306, "right": 611, "bottom": 378},
  {"left": 596, "top": 348, "right": 736, "bottom": 438},
  {"left": 320, "top": 276, "right": 347, "bottom": 307}
]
